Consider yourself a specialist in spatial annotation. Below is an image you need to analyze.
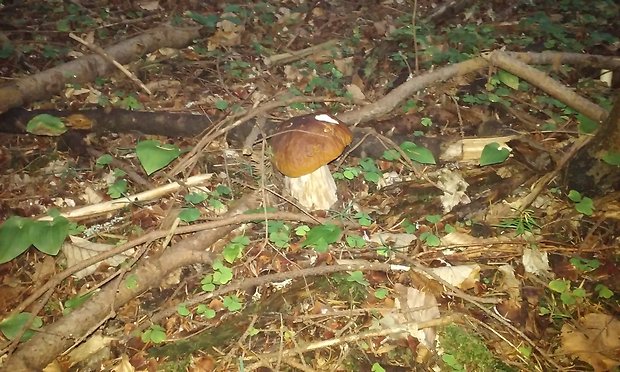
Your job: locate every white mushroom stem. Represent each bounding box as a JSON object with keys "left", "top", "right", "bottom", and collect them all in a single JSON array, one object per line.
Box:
[{"left": 284, "top": 165, "right": 338, "bottom": 211}]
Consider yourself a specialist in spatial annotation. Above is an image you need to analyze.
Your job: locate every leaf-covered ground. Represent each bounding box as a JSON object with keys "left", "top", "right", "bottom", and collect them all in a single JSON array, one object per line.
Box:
[{"left": 0, "top": 0, "right": 619, "bottom": 371}]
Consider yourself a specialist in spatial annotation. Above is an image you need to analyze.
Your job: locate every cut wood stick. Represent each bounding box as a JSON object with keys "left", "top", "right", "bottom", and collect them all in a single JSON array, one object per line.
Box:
[{"left": 38, "top": 173, "right": 213, "bottom": 221}]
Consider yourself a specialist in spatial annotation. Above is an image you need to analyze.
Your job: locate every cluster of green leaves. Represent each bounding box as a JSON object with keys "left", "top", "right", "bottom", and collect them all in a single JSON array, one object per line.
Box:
[
  {"left": 419, "top": 215, "right": 442, "bottom": 247},
  {"left": 298, "top": 60, "right": 349, "bottom": 97},
  {"left": 95, "top": 154, "right": 130, "bottom": 198},
  {"left": 439, "top": 324, "right": 514, "bottom": 372},
  {"left": 172, "top": 256, "right": 245, "bottom": 325},
  {"left": 55, "top": 2, "right": 99, "bottom": 32},
  {"left": 567, "top": 190, "right": 594, "bottom": 216},
  {"left": 461, "top": 71, "right": 519, "bottom": 108},
  {"left": 142, "top": 324, "right": 167, "bottom": 344},
  {"left": 334, "top": 158, "right": 383, "bottom": 185},
  {"left": 266, "top": 220, "right": 291, "bottom": 248},
  {"left": 330, "top": 272, "right": 369, "bottom": 301},
  {"left": 222, "top": 235, "right": 250, "bottom": 263},
  {"left": 546, "top": 279, "right": 587, "bottom": 308},
  {"left": 442, "top": 24, "right": 497, "bottom": 60},
  {"left": 535, "top": 96, "right": 600, "bottom": 133},
  {"left": 569, "top": 257, "right": 613, "bottom": 299},
  {"left": 539, "top": 269, "right": 614, "bottom": 320},
  {"left": 189, "top": 2, "right": 277, "bottom": 29},
  {"left": 179, "top": 186, "right": 232, "bottom": 223},
  {"left": 201, "top": 260, "right": 233, "bottom": 293},
  {"left": 0, "top": 213, "right": 78, "bottom": 263},
  {"left": 383, "top": 141, "right": 436, "bottom": 165},
  {"left": 299, "top": 224, "right": 342, "bottom": 253}
]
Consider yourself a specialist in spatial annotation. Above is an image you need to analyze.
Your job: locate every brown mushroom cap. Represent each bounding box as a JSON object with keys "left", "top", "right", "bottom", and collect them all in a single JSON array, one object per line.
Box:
[{"left": 270, "top": 114, "right": 353, "bottom": 178}]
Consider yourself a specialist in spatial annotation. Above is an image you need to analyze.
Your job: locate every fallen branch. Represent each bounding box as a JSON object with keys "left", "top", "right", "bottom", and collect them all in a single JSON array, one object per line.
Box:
[
  {"left": 2, "top": 192, "right": 260, "bottom": 371},
  {"left": 0, "top": 25, "right": 204, "bottom": 114},
  {"left": 482, "top": 51, "right": 608, "bottom": 122}
]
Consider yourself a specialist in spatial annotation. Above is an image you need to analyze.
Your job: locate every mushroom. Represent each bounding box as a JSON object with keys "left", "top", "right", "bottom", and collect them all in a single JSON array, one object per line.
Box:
[{"left": 270, "top": 114, "right": 353, "bottom": 211}]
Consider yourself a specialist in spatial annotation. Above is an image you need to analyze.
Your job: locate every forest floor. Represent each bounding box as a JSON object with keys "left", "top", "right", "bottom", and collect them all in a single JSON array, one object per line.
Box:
[{"left": 0, "top": 0, "right": 619, "bottom": 371}]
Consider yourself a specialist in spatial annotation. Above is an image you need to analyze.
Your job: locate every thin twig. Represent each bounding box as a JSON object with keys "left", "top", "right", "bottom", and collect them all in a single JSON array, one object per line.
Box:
[{"left": 68, "top": 32, "right": 152, "bottom": 96}]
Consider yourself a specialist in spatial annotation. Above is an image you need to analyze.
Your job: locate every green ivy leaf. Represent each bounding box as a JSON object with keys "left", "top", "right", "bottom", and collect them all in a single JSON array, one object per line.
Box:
[
  {"left": 374, "top": 288, "right": 389, "bottom": 299},
  {"left": 346, "top": 234, "right": 366, "bottom": 248},
  {"left": 0, "top": 216, "right": 34, "bottom": 263},
  {"left": 215, "top": 100, "right": 229, "bottom": 110},
  {"left": 185, "top": 192, "right": 209, "bottom": 204},
  {"left": 424, "top": 234, "right": 441, "bottom": 247},
  {"left": 420, "top": 117, "right": 433, "bottom": 127},
  {"left": 125, "top": 274, "right": 138, "bottom": 289},
  {"left": 135, "top": 140, "right": 182, "bottom": 175},
  {"left": 595, "top": 284, "right": 613, "bottom": 299},
  {"left": 400, "top": 141, "right": 436, "bottom": 164},
  {"left": 577, "top": 113, "right": 598, "bottom": 134},
  {"left": 295, "top": 225, "right": 310, "bottom": 236},
  {"left": 222, "top": 236, "right": 249, "bottom": 264},
  {"left": 29, "top": 217, "right": 69, "bottom": 255},
  {"left": 575, "top": 197, "right": 594, "bottom": 216},
  {"left": 63, "top": 292, "right": 95, "bottom": 315},
  {"left": 215, "top": 185, "right": 232, "bottom": 196},
  {"left": 26, "top": 114, "right": 67, "bottom": 136},
  {"left": 567, "top": 190, "right": 582, "bottom": 202},
  {"left": 301, "top": 224, "right": 342, "bottom": 253},
  {"left": 197, "top": 304, "right": 216, "bottom": 318},
  {"left": 142, "top": 325, "right": 166, "bottom": 344},
  {"left": 177, "top": 303, "right": 191, "bottom": 316},
  {"left": 363, "top": 171, "right": 381, "bottom": 184},
  {"left": 497, "top": 70, "right": 519, "bottom": 90},
  {"left": 549, "top": 279, "right": 570, "bottom": 293},
  {"left": 371, "top": 362, "right": 386, "bottom": 372},
  {"left": 0, "top": 312, "right": 43, "bottom": 341},
  {"left": 96, "top": 154, "right": 113, "bottom": 167},
  {"left": 480, "top": 142, "right": 510, "bottom": 166},
  {"left": 179, "top": 207, "right": 201, "bottom": 223},
  {"left": 425, "top": 215, "right": 441, "bottom": 224},
  {"left": 382, "top": 149, "right": 401, "bottom": 161},
  {"left": 602, "top": 151, "right": 620, "bottom": 166},
  {"left": 347, "top": 271, "right": 369, "bottom": 286},
  {"left": 187, "top": 11, "right": 219, "bottom": 27}
]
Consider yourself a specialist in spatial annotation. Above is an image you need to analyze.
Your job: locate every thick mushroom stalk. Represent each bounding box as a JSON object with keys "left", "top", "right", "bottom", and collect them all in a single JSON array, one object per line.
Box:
[
  {"left": 270, "top": 114, "right": 352, "bottom": 211},
  {"left": 284, "top": 165, "right": 338, "bottom": 211}
]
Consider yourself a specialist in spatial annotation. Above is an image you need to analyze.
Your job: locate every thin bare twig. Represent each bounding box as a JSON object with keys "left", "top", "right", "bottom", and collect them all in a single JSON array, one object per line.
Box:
[{"left": 69, "top": 32, "right": 152, "bottom": 96}]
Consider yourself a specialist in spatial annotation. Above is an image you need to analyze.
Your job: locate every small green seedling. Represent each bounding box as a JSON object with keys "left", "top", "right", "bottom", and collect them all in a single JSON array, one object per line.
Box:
[
  {"left": 177, "top": 303, "right": 191, "bottom": 317},
  {"left": 567, "top": 190, "right": 594, "bottom": 216},
  {"left": 301, "top": 224, "right": 342, "bottom": 253},
  {"left": 419, "top": 214, "right": 442, "bottom": 247},
  {"left": 548, "top": 279, "right": 587, "bottom": 306},
  {"left": 569, "top": 257, "right": 600, "bottom": 272},
  {"left": 222, "top": 235, "right": 250, "bottom": 263},
  {"left": 141, "top": 324, "right": 166, "bottom": 344},
  {"left": 222, "top": 295, "right": 243, "bottom": 312},
  {"left": 201, "top": 261, "right": 233, "bottom": 292},
  {"left": 498, "top": 209, "right": 540, "bottom": 236},
  {"left": 196, "top": 304, "right": 216, "bottom": 319}
]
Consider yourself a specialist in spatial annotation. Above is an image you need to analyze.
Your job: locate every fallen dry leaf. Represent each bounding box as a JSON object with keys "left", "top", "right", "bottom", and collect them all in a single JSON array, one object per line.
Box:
[
  {"left": 561, "top": 313, "right": 620, "bottom": 371},
  {"left": 62, "top": 236, "right": 135, "bottom": 279}
]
